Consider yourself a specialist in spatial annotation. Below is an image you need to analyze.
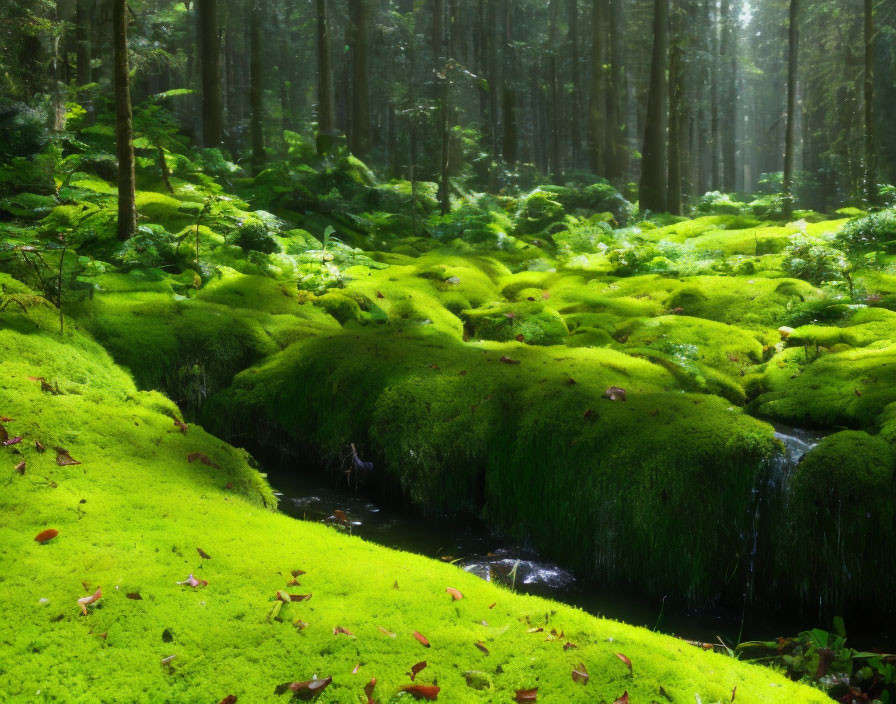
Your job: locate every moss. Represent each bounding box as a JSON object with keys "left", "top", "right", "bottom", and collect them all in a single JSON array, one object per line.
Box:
[
  {"left": 461, "top": 302, "right": 569, "bottom": 346},
  {"left": 773, "top": 432, "right": 896, "bottom": 612}
]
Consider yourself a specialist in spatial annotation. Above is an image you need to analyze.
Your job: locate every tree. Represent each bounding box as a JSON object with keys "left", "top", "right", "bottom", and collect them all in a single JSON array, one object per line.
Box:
[
  {"left": 249, "top": 0, "right": 263, "bottom": 175},
  {"left": 197, "top": 0, "right": 223, "bottom": 148},
  {"left": 348, "top": 0, "right": 371, "bottom": 159},
  {"left": 782, "top": 0, "right": 799, "bottom": 218},
  {"left": 315, "top": 0, "right": 338, "bottom": 154},
  {"left": 639, "top": 0, "right": 669, "bottom": 213},
  {"left": 864, "top": 0, "right": 876, "bottom": 206},
  {"left": 588, "top": 0, "right": 604, "bottom": 174},
  {"left": 113, "top": 0, "right": 136, "bottom": 240}
]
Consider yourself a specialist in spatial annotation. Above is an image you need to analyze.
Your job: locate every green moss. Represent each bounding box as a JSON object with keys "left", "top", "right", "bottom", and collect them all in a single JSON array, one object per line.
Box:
[
  {"left": 773, "top": 432, "right": 896, "bottom": 612},
  {"left": 461, "top": 302, "right": 569, "bottom": 346}
]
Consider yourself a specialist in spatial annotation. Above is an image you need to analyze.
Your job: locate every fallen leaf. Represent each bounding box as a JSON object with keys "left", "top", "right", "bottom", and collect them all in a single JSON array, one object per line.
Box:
[
  {"left": 603, "top": 386, "right": 627, "bottom": 402},
  {"left": 474, "top": 641, "right": 489, "bottom": 655},
  {"left": 571, "top": 663, "right": 589, "bottom": 684},
  {"left": 400, "top": 684, "right": 440, "bottom": 700},
  {"left": 410, "top": 661, "right": 427, "bottom": 680},
  {"left": 377, "top": 626, "right": 396, "bottom": 638},
  {"left": 0, "top": 416, "right": 13, "bottom": 422},
  {"left": 413, "top": 631, "right": 431, "bottom": 647},
  {"left": 14, "top": 460, "right": 26, "bottom": 475},
  {"left": 541, "top": 291, "right": 550, "bottom": 300},
  {"left": 731, "top": 686, "right": 737, "bottom": 702},
  {"left": 34, "top": 528, "right": 59, "bottom": 544},
  {"left": 219, "top": 696, "right": 237, "bottom": 704},
  {"left": 187, "top": 452, "right": 219, "bottom": 468},
  {"left": 446, "top": 587, "right": 463, "bottom": 601},
  {"left": 197, "top": 547, "right": 211, "bottom": 560},
  {"left": 290, "top": 593, "right": 312, "bottom": 602},
  {"left": 613, "top": 692, "right": 629, "bottom": 704},
  {"left": 516, "top": 334, "right": 525, "bottom": 342},
  {"left": 526, "top": 627, "right": 543, "bottom": 633},
  {"left": 566, "top": 378, "right": 577, "bottom": 386},
  {"left": 583, "top": 408, "right": 593, "bottom": 420},
  {"left": 172, "top": 417, "right": 188, "bottom": 434},
  {"left": 334, "top": 509, "right": 349, "bottom": 525},
  {"left": 334, "top": 626, "right": 354, "bottom": 636},
  {"left": 55, "top": 448, "right": 80, "bottom": 466},
  {"left": 2, "top": 435, "right": 22, "bottom": 447},
  {"left": 78, "top": 587, "right": 102, "bottom": 615},
  {"left": 488, "top": 602, "right": 496, "bottom": 609},
  {"left": 176, "top": 574, "right": 208, "bottom": 588},
  {"left": 161, "top": 654, "right": 176, "bottom": 666},
  {"left": 616, "top": 652, "right": 632, "bottom": 672},
  {"left": 376, "top": 291, "right": 384, "bottom": 299},
  {"left": 291, "top": 569, "right": 307, "bottom": 578},
  {"left": 563, "top": 641, "right": 578, "bottom": 650},
  {"left": 276, "top": 677, "right": 333, "bottom": 697},
  {"left": 515, "top": 688, "right": 538, "bottom": 702},
  {"left": 365, "top": 678, "right": 377, "bottom": 700},
  {"left": 352, "top": 663, "right": 360, "bottom": 674},
  {"left": 659, "top": 685, "right": 673, "bottom": 701},
  {"left": 126, "top": 592, "right": 142, "bottom": 600},
  {"left": 816, "top": 647, "right": 834, "bottom": 679},
  {"left": 35, "top": 440, "right": 46, "bottom": 453},
  {"left": 500, "top": 355, "right": 520, "bottom": 365},
  {"left": 293, "top": 619, "right": 309, "bottom": 630}
]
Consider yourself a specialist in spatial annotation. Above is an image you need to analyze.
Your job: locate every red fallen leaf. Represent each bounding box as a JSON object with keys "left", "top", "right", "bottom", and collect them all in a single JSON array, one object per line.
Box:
[
  {"left": 277, "top": 677, "right": 334, "bottom": 697},
  {"left": 187, "top": 452, "right": 219, "bottom": 468},
  {"left": 515, "top": 688, "right": 538, "bottom": 702},
  {"left": 172, "top": 417, "right": 188, "bottom": 434},
  {"left": 400, "top": 684, "right": 440, "bottom": 700},
  {"left": 616, "top": 652, "right": 632, "bottom": 672},
  {"left": 446, "top": 587, "right": 463, "bottom": 601},
  {"left": 1, "top": 431, "right": 22, "bottom": 446},
  {"left": 176, "top": 574, "right": 208, "bottom": 588},
  {"left": 500, "top": 355, "right": 520, "bottom": 365},
  {"left": 34, "top": 440, "right": 46, "bottom": 452},
  {"left": 364, "top": 678, "right": 377, "bottom": 700},
  {"left": 488, "top": 602, "right": 496, "bottom": 609},
  {"left": 516, "top": 334, "right": 525, "bottom": 342},
  {"left": 816, "top": 647, "right": 835, "bottom": 679},
  {"left": 78, "top": 587, "right": 102, "bottom": 614},
  {"left": 40, "top": 379, "right": 59, "bottom": 394},
  {"left": 0, "top": 416, "right": 13, "bottom": 422},
  {"left": 352, "top": 663, "right": 360, "bottom": 674},
  {"left": 126, "top": 592, "right": 142, "bottom": 600},
  {"left": 291, "top": 569, "right": 307, "bottom": 577},
  {"left": 14, "top": 460, "right": 26, "bottom": 475},
  {"left": 35, "top": 528, "right": 59, "bottom": 543},
  {"left": 412, "top": 631, "right": 431, "bottom": 647},
  {"left": 474, "top": 641, "right": 489, "bottom": 655},
  {"left": 571, "top": 662, "right": 589, "bottom": 684},
  {"left": 219, "top": 696, "right": 237, "bottom": 704},
  {"left": 376, "top": 291, "right": 384, "bottom": 299},
  {"left": 334, "top": 509, "right": 349, "bottom": 525},
  {"left": 604, "top": 386, "right": 627, "bottom": 402},
  {"left": 197, "top": 547, "right": 211, "bottom": 560},
  {"left": 294, "top": 619, "right": 309, "bottom": 630},
  {"left": 409, "top": 661, "right": 427, "bottom": 680},
  {"left": 290, "top": 593, "right": 312, "bottom": 602},
  {"left": 614, "top": 692, "right": 629, "bottom": 704},
  {"left": 334, "top": 626, "right": 354, "bottom": 636},
  {"left": 563, "top": 641, "right": 578, "bottom": 650},
  {"left": 55, "top": 448, "right": 80, "bottom": 465}
]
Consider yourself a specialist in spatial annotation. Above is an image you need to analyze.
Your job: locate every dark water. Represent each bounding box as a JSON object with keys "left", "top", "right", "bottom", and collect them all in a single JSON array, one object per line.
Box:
[{"left": 268, "top": 425, "right": 890, "bottom": 649}]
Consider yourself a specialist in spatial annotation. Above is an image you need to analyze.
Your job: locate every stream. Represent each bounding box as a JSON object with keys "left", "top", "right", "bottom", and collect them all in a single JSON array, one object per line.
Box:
[{"left": 268, "top": 424, "right": 886, "bottom": 648}]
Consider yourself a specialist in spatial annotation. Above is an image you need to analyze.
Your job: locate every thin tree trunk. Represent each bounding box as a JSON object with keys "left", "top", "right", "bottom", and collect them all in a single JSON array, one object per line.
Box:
[
  {"left": 667, "top": 20, "right": 684, "bottom": 215},
  {"left": 639, "top": 0, "right": 669, "bottom": 212},
  {"left": 782, "top": 0, "right": 799, "bottom": 217},
  {"left": 501, "top": 0, "right": 517, "bottom": 166},
  {"left": 588, "top": 0, "right": 604, "bottom": 173},
  {"left": 864, "top": 0, "right": 876, "bottom": 205},
  {"left": 607, "top": 0, "right": 626, "bottom": 180},
  {"left": 548, "top": 0, "right": 561, "bottom": 179},
  {"left": 113, "top": 0, "right": 136, "bottom": 240},
  {"left": 249, "top": 0, "right": 264, "bottom": 174},
  {"left": 567, "top": 0, "right": 581, "bottom": 169},
  {"left": 316, "top": 0, "right": 338, "bottom": 154},
  {"left": 198, "top": 0, "right": 223, "bottom": 148},
  {"left": 720, "top": 0, "right": 736, "bottom": 192},
  {"left": 348, "top": 0, "right": 371, "bottom": 158}
]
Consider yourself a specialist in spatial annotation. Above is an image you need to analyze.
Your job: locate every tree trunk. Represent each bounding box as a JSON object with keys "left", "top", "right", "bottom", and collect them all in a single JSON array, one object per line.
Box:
[
  {"left": 719, "top": 0, "right": 736, "bottom": 192},
  {"left": 864, "top": 0, "right": 876, "bottom": 205},
  {"left": 782, "top": 0, "right": 799, "bottom": 217},
  {"left": 639, "top": 0, "right": 669, "bottom": 212},
  {"left": 606, "top": 0, "right": 625, "bottom": 180},
  {"left": 348, "top": 0, "right": 371, "bottom": 158},
  {"left": 75, "top": 0, "right": 92, "bottom": 86},
  {"left": 485, "top": 0, "right": 500, "bottom": 164},
  {"left": 567, "top": 0, "right": 581, "bottom": 169},
  {"left": 113, "top": 0, "right": 137, "bottom": 240},
  {"left": 249, "top": 0, "right": 263, "bottom": 174},
  {"left": 667, "top": 21, "right": 684, "bottom": 215},
  {"left": 315, "top": 0, "right": 338, "bottom": 154},
  {"left": 197, "top": 0, "right": 223, "bottom": 148},
  {"left": 548, "top": 0, "right": 561, "bottom": 179},
  {"left": 588, "top": 0, "right": 604, "bottom": 174},
  {"left": 501, "top": 0, "right": 517, "bottom": 166}
]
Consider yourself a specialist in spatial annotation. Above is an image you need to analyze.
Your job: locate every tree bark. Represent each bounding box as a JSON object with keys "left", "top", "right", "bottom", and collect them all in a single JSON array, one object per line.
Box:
[
  {"left": 348, "top": 0, "right": 371, "bottom": 158},
  {"left": 667, "top": 18, "right": 684, "bottom": 215},
  {"left": 588, "top": 0, "right": 604, "bottom": 174},
  {"left": 782, "top": 0, "right": 799, "bottom": 217},
  {"left": 501, "top": 0, "right": 517, "bottom": 166},
  {"left": 719, "top": 0, "right": 736, "bottom": 192},
  {"left": 639, "top": 0, "right": 669, "bottom": 212},
  {"left": 197, "top": 0, "right": 223, "bottom": 148},
  {"left": 113, "top": 0, "right": 137, "bottom": 240},
  {"left": 567, "top": 0, "right": 581, "bottom": 168},
  {"left": 864, "top": 0, "right": 876, "bottom": 205},
  {"left": 548, "top": 0, "right": 561, "bottom": 179},
  {"left": 249, "top": 0, "right": 263, "bottom": 174},
  {"left": 606, "top": 0, "right": 625, "bottom": 180},
  {"left": 315, "top": 0, "right": 338, "bottom": 154}
]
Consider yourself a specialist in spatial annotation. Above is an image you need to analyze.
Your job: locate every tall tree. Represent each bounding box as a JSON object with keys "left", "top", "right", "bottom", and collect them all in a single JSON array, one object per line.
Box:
[
  {"left": 248, "top": 0, "right": 263, "bottom": 174},
  {"left": 113, "top": 0, "right": 136, "bottom": 240},
  {"left": 348, "top": 0, "right": 371, "bottom": 158},
  {"left": 719, "top": 0, "right": 736, "bottom": 192},
  {"left": 315, "top": 0, "right": 338, "bottom": 154},
  {"left": 588, "top": 0, "right": 604, "bottom": 173},
  {"left": 782, "top": 0, "right": 799, "bottom": 217},
  {"left": 639, "top": 0, "right": 669, "bottom": 212},
  {"left": 605, "top": 0, "right": 625, "bottom": 180},
  {"left": 864, "top": 0, "right": 876, "bottom": 205},
  {"left": 667, "top": 3, "right": 685, "bottom": 215},
  {"left": 567, "top": 0, "right": 581, "bottom": 167},
  {"left": 197, "top": 0, "right": 223, "bottom": 148}
]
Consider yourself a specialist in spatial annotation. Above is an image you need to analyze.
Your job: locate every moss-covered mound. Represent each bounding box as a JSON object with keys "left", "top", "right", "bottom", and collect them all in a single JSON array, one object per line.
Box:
[{"left": 0, "top": 284, "right": 828, "bottom": 703}]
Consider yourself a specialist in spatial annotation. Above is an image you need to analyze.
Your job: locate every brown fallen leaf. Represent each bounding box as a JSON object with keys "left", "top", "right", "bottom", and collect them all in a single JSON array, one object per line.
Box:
[
  {"left": 290, "top": 593, "right": 312, "bottom": 602},
  {"left": 35, "top": 440, "right": 46, "bottom": 453},
  {"left": 400, "top": 684, "right": 440, "bottom": 700},
  {"left": 603, "top": 386, "right": 627, "bottom": 402},
  {"left": 731, "top": 685, "right": 737, "bottom": 702},
  {"left": 659, "top": 685, "right": 673, "bottom": 701},
  {"left": 197, "top": 547, "right": 211, "bottom": 560},
  {"left": 291, "top": 569, "right": 307, "bottom": 578},
  {"left": 276, "top": 677, "right": 333, "bottom": 697},
  {"left": 1, "top": 435, "right": 22, "bottom": 447},
  {"left": 413, "top": 631, "right": 431, "bottom": 647},
  {"left": 34, "top": 528, "right": 59, "bottom": 544},
  {"left": 176, "top": 574, "right": 208, "bottom": 588},
  {"left": 334, "top": 509, "right": 349, "bottom": 525},
  {"left": 172, "top": 417, "right": 188, "bottom": 434},
  {"left": 614, "top": 692, "right": 629, "bottom": 704},
  {"left": 446, "top": 587, "right": 463, "bottom": 601},
  {"left": 293, "top": 619, "right": 309, "bottom": 630},
  {"left": 409, "top": 661, "right": 427, "bottom": 680},
  {"left": 488, "top": 602, "right": 496, "bottom": 609},
  {"left": 14, "top": 459, "right": 26, "bottom": 475},
  {"left": 571, "top": 662, "right": 589, "bottom": 684},
  {"left": 500, "top": 355, "right": 520, "bottom": 365},
  {"left": 55, "top": 448, "right": 81, "bottom": 466},
  {"left": 126, "top": 592, "right": 142, "bottom": 600},
  {"left": 516, "top": 334, "right": 525, "bottom": 342},
  {"left": 334, "top": 626, "right": 354, "bottom": 636},
  {"left": 515, "top": 688, "right": 538, "bottom": 702},
  {"left": 78, "top": 587, "right": 102, "bottom": 615},
  {"left": 376, "top": 291, "right": 385, "bottom": 299},
  {"left": 219, "top": 696, "right": 237, "bottom": 704},
  {"left": 616, "top": 652, "right": 632, "bottom": 673},
  {"left": 187, "top": 452, "right": 219, "bottom": 468},
  {"left": 377, "top": 626, "right": 396, "bottom": 638},
  {"left": 526, "top": 627, "right": 544, "bottom": 633},
  {"left": 161, "top": 654, "right": 176, "bottom": 666},
  {"left": 474, "top": 641, "right": 489, "bottom": 655},
  {"left": 563, "top": 641, "right": 578, "bottom": 650},
  {"left": 0, "top": 416, "right": 13, "bottom": 422}
]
